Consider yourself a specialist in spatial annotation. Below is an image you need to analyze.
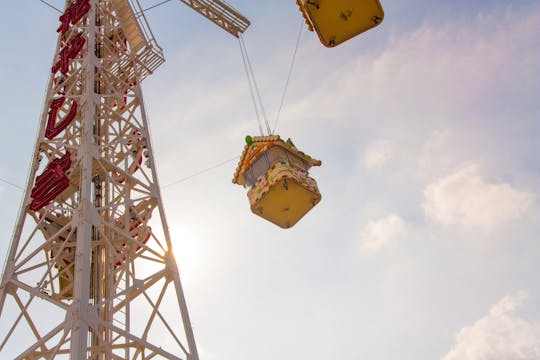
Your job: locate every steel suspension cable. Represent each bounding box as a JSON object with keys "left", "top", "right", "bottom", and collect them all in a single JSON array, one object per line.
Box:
[
  {"left": 0, "top": 177, "right": 23, "bottom": 190},
  {"left": 38, "top": 0, "right": 62, "bottom": 13},
  {"left": 273, "top": 19, "right": 303, "bottom": 134},
  {"left": 239, "top": 35, "right": 272, "bottom": 135},
  {"left": 239, "top": 36, "right": 264, "bottom": 136},
  {"left": 162, "top": 155, "right": 240, "bottom": 188},
  {"left": 140, "top": 0, "right": 173, "bottom": 14}
]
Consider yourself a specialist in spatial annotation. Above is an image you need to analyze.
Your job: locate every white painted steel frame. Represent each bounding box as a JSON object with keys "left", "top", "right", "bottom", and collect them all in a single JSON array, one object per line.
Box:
[
  {"left": 0, "top": 0, "right": 208, "bottom": 358},
  {"left": 176, "top": 0, "right": 250, "bottom": 37}
]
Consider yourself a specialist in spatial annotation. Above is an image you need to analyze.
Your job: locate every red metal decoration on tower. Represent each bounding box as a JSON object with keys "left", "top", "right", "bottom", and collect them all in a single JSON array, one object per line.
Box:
[
  {"left": 57, "top": 0, "right": 91, "bottom": 34},
  {"left": 29, "top": 151, "right": 72, "bottom": 211},
  {"left": 45, "top": 97, "right": 78, "bottom": 139},
  {"left": 51, "top": 32, "right": 86, "bottom": 75}
]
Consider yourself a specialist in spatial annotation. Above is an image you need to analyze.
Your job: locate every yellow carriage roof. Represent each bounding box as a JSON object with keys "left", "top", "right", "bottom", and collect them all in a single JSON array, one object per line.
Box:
[{"left": 232, "top": 135, "right": 321, "bottom": 186}]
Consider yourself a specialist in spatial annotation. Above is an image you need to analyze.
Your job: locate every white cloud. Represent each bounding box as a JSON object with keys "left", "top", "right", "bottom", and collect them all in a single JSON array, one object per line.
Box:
[
  {"left": 362, "top": 140, "right": 394, "bottom": 170},
  {"left": 416, "top": 130, "right": 456, "bottom": 179},
  {"left": 359, "top": 214, "right": 407, "bottom": 253},
  {"left": 443, "top": 291, "right": 540, "bottom": 360},
  {"left": 423, "top": 165, "right": 534, "bottom": 229},
  {"left": 283, "top": 3, "right": 540, "bottom": 142}
]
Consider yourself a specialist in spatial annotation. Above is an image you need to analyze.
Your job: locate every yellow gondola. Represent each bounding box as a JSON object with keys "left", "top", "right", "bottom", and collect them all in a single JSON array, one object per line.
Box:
[
  {"left": 233, "top": 135, "right": 322, "bottom": 228},
  {"left": 297, "top": 0, "right": 384, "bottom": 47}
]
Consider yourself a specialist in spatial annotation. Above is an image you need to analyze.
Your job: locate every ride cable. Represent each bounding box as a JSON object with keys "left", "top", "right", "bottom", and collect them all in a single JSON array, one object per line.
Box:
[
  {"left": 273, "top": 19, "right": 303, "bottom": 134},
  {"left": 163, "top": 155, "right": 240, "bottom": 188},
  {"left": 38, "top": 0, "right": 61, "bottom": 13},
  {"left": 238, "top": 19, "right": 303, "bottom": 136},
  {"left": 140, "top": 0, "right": 174, "bottom": 14},
  {"left": 239, "top": 34, "right": 270, "bottom": 136},
  {"left": 0, "top": 177, "right": 22, "bottom": 190}
]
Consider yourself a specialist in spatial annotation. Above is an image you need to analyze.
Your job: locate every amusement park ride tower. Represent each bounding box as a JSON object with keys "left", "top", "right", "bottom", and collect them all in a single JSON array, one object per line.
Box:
[{"left": 0, "top": 0, "right": 249, "bottom": 358}]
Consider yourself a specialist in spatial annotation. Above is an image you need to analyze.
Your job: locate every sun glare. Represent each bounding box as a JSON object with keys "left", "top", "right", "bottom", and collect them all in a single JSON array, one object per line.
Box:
[{"left": 170, "top": 225, "right": 202, "bottom": 283}]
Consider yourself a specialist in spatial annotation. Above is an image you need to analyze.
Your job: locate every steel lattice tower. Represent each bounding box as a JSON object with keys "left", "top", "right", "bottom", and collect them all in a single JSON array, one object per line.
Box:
[{"left": 0, "top": 0, "right": 248, "bottom": 358}]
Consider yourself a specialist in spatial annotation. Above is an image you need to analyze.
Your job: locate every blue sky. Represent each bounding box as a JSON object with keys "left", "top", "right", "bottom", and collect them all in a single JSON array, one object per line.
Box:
[{"left": 1, "top": 1, "right": 540, "bottom": 359}]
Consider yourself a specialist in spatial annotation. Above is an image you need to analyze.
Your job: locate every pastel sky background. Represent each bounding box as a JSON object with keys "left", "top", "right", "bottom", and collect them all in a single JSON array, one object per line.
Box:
[{"left": 1, "top": 1, "right": 540, "bottom": 359}]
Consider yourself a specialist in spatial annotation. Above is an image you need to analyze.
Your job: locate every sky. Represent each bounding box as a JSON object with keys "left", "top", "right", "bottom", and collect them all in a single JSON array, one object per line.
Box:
[{"left": 1, "top": 0, "right": 540, "bottom": 359}]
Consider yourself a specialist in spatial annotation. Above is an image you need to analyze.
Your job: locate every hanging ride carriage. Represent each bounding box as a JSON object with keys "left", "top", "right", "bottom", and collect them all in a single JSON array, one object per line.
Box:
[
  {"left": 230, "top": 1, "right": 386, "bottom": 228},
  {"left": 296, "top": 0, "right": 384, "bottom": 47},
  {"left": 233, "top": 135, "right": 322, "bottom": 228}
]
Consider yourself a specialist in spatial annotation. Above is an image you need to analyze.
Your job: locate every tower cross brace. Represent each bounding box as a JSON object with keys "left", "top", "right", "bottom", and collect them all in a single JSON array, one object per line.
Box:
[{"left": 0, "top": 0, "right": 248, "bottom": 358}]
